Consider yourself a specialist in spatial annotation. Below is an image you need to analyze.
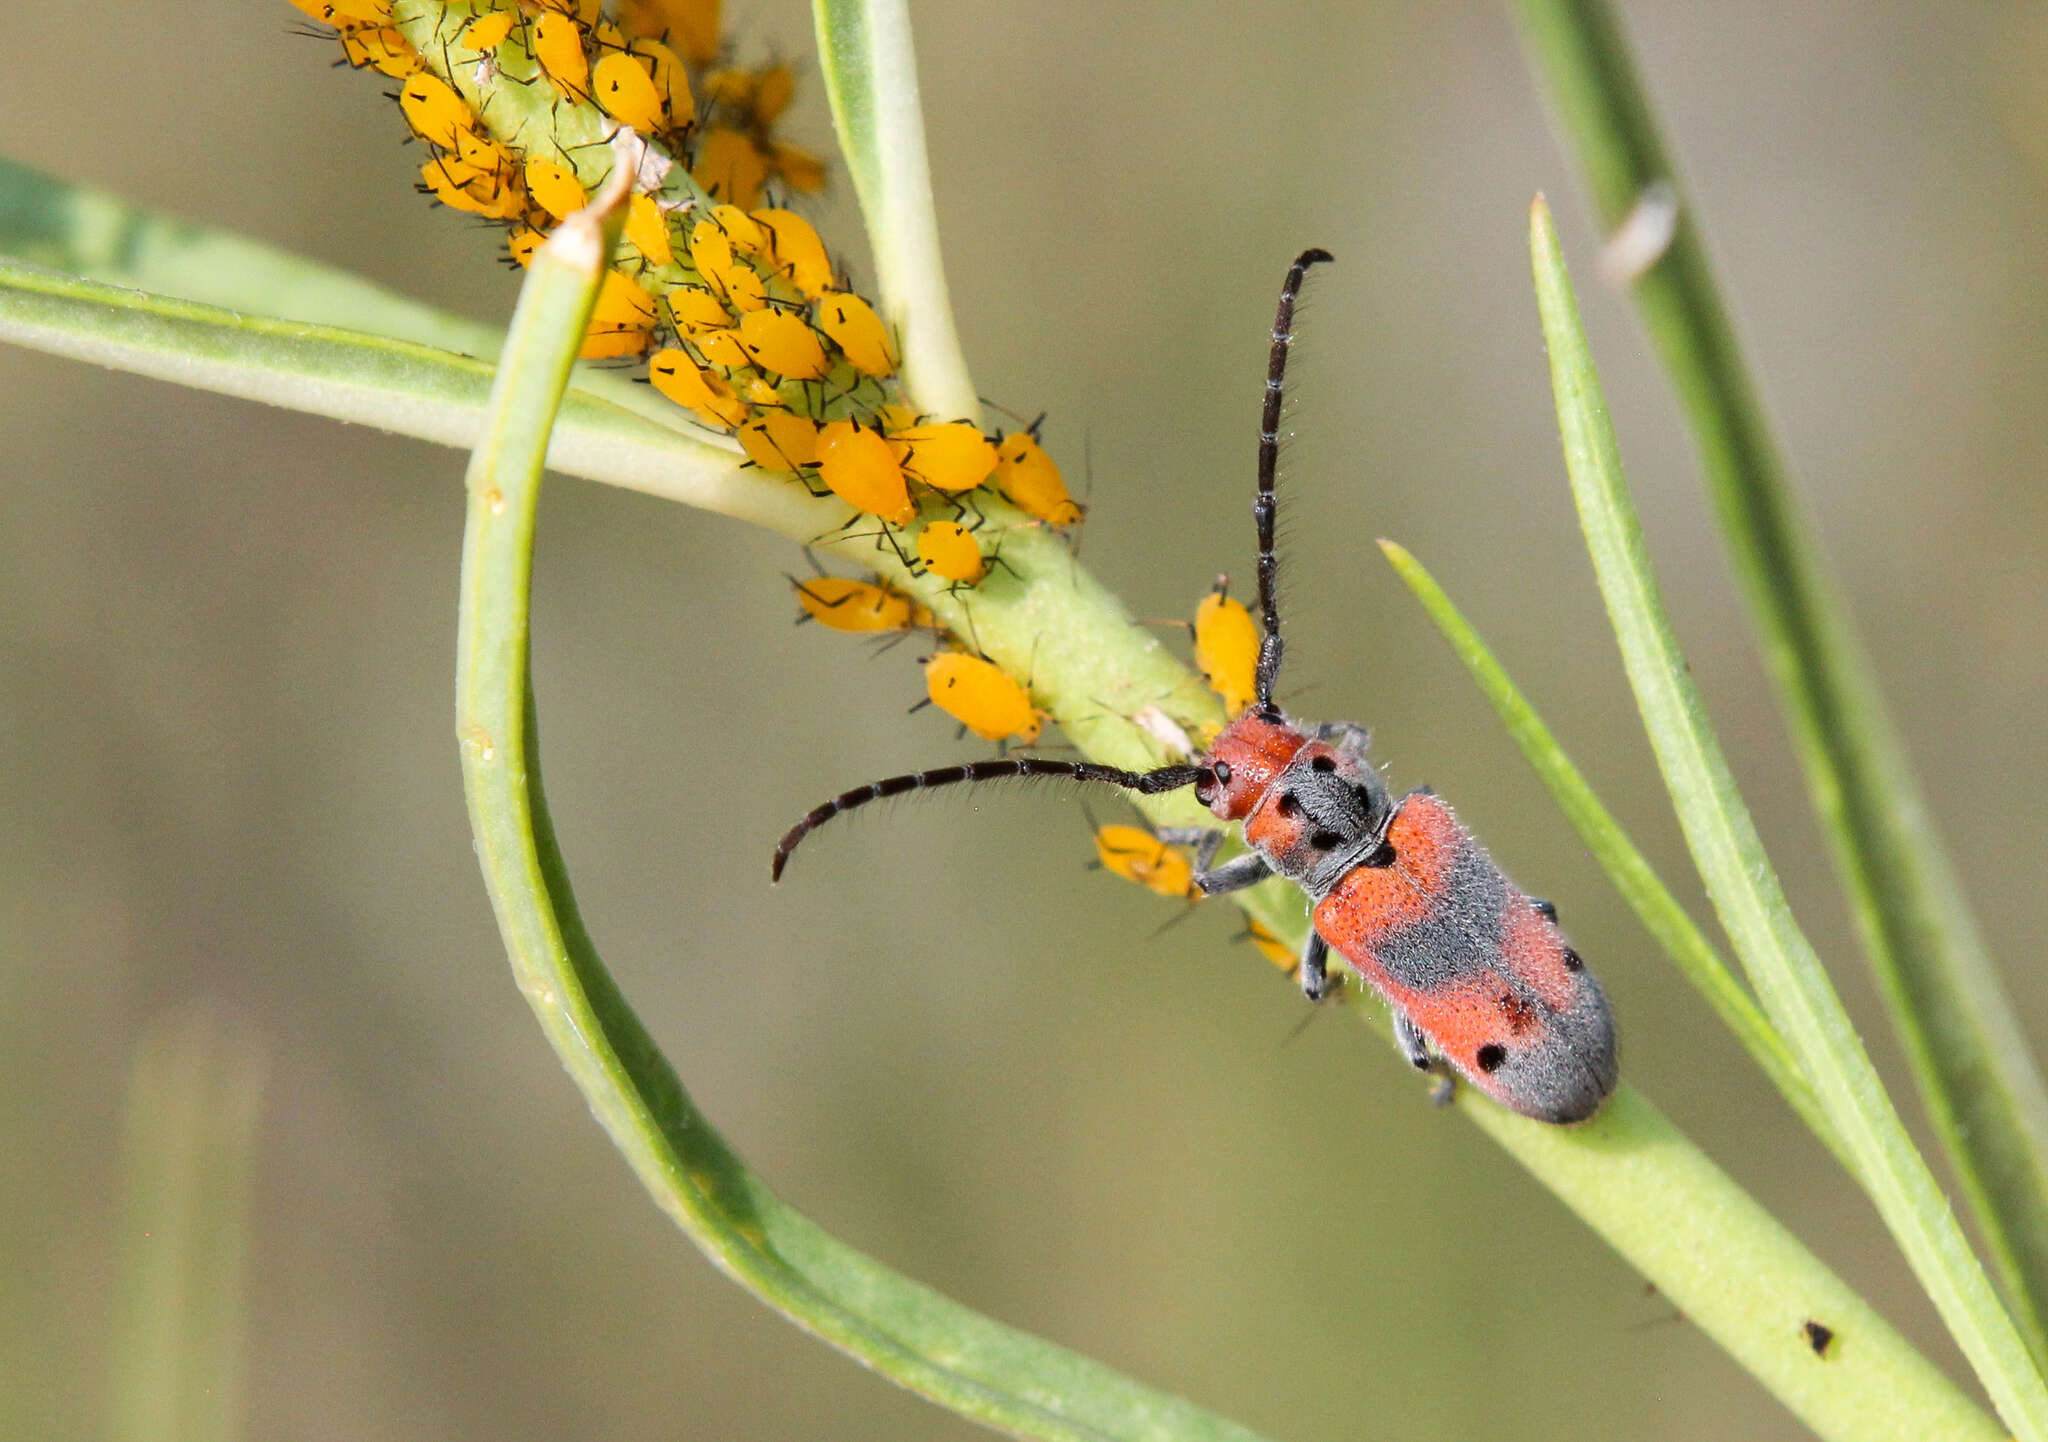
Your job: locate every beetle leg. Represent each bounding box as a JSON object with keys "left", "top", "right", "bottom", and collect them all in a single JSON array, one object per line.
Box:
[
  {"left": 1298, "top": 930, "right": 1332, "bottom": 1002},
  {"left": 1314, "top": 720, "right": 1373, "bottom": 758},
  {"left": 1187, "top": 850, "right": 1273, "bottom": 897},
  {"left": 1393, "top": 1010, "right": 1459, "bottom": 1107},
  {"left": 1155, "top": 826, "right": 1226, "bottom": 872},
  {"left": 1393, "top": 1009, "right": 1432, "bottom": 1071}
]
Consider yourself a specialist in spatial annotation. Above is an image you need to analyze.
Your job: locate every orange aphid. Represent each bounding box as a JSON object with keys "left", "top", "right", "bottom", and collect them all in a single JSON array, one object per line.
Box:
[
  {"left": 419, "top": 155, "right": 524, "bottom": 219},
  {"left": 505, "top": 225, "right": 547, "bottom": 267},
  {"left": 592, "top": 51, "right": 666, "bottom": 132},
  {"left": 663, "top": 286, "right": 731, "bottom": 332},
  {"left": 893, "top": 421, "right": 997, "bottom": 494},
  {"left": 737, "top": 411, "right": 823, "bottom": 472},
  {"left": 817, "top": 420, "right": 913, "bottom": 524},
  {"left": 706, "top": 203, "right": 767, "bottom": 254},
  {"left": 915, "top": 520, "right": 987, "bottom": 585},
  {"left": 459, "top": 10, "right": 518, "bottom": 52},
  {"left": 648, "top": 349, "right": 749, "bottom": 427},
  {"left": 686, "top": 216, "right": 736, "bottom": 289},
  {"left": 753, "top": 209, "right": 834, "bottom": 299},
  {"left": 628, "top": 39, "right": 696, "bottom": 129},
  {"left": 617, "top": 0, "right": 720, "bottom": 67},
  {"left": 1093, "top": 824, "right": 1196, "bottom": 900},
  {"left": 523, "top": 156, "right": 587, "bottom": 223},
  {"left": 814, "top": 292, "right": 896, "bottom": 377},
  {"left": 994, "top": 431, "right": 1083, "bottom": 526},
  {"left": 294, "top": 0, "right": 393, "bottom": 25},
  {"left": 339, "top": 25, "right": 419, "bottom": 76},
  {"left": 753, "top": 65, "right": 795, "bottom": 126},
  {"left": 691, "top": 327, "right": 752, "bottom": 370},
  {"left": 767, "top": 141, "right": 827, "bottom": 193},
  {"left": 624, "top": 193, "right": 675, "bottom": 267},
  {"left": 735, "top": 307, "right": 831, "bottom": 380},
  {"left": 532, "top": 11, "right": 591, "bottom": 101},
  {"left": 580, "top": 270, "right": 657, "bottom": 359},
  {"left": 792, "top": 575, "right": 933, "bottom": 634},
  {"left": 692, "top": 127, "right": 771, "bottom": 207},
  {"left": 923, "top": 653, "right": 1046, "bottom": 744},
  {"left": 398, "top": 71, "right": 476, "bottom": 149},
  {"left": 1239, "top": 917, "right": 1298, "bottom": 973},
  {"left": 1193, "top": 579, "right": 1259, "bottom": 716},
  {"left": 720, "top": 263, "right": 767, "bottom": 312}
]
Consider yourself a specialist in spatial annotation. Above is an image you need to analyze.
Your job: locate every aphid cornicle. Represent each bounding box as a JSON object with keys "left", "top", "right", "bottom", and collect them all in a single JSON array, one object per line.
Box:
[{"left": 771, "top": 249, "right": 1618, "bottom": 1124}]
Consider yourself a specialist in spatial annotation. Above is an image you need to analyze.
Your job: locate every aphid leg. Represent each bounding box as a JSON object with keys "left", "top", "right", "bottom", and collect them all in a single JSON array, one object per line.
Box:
[
  {"left": 1531, "top": 896, "right": 1558, "bottom": 922},
  {"left": 1297, "top": 931, "right": 1332, "bottom": 1003}
]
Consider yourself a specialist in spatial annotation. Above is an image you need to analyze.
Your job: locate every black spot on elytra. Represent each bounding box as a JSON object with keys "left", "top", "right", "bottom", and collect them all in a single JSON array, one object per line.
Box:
[
  {"left": 1310, "top": 829, "right": 1344, "bottom": 850},
  {"left": 1563, "top": 947, "right": 1584, "bottom": 972},
  {"left": 1361, "top": 841, "right": 1396, "bottom": 868},
  {"left": 1310, "top": 754, "right": 1336, "bottom": 772},
  {"left": 1276, "top": 792, "right": 1300, "bottom": 817},
  {"left": 1802, "top": 1320, "right": 1834, "bottom": 1357},
  {"left": 1353, "top": 783, "right": 1376, "bottom": 806},
  {"left": 1476, "top": 1043, "right": 1507, "bottom": 1073}
]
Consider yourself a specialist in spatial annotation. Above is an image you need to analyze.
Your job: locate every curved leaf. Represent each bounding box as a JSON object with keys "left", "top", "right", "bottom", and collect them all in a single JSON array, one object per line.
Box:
[{"left": 453, "top": 195, "right": 1277, "bottom": 1442}]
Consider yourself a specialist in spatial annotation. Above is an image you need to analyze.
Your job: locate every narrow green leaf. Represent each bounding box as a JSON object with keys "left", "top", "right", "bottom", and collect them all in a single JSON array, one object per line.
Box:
[
  {"left": 1530, "top": 193, "right": 2048, "bottom": 1440},
  {"left": 454, "top": 204, "right": 1277, "bottom": 1442},
  {"left": 108, "top": 1008, "right": 264, "bottom": 1442},
  {"left": 1508, "top": 0, "right": 2048, "bottom": 1362},
  {"left": 812, "top": 0, "right": 979, "bottom": 419},
  {"left": 0, "top": 153, "right": 695, "bottom": 437},
  {"left": 1377, "top": 538, "right": 1847, "bottom": 1169},
  {"left": 0, "top": 257, "right": 843, "bottom": 538}
]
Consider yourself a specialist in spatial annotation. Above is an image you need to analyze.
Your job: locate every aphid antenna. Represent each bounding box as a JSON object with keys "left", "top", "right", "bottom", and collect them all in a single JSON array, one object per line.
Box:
[
  {"left": 1252, "top": 247, "right": 1334, "bottom": 718},
  {"left": 772, "top": 758, "right": 1209, "bottom": 880},
  {"left": 975, "top": 394, "right": 1038, "bottom": 429}
]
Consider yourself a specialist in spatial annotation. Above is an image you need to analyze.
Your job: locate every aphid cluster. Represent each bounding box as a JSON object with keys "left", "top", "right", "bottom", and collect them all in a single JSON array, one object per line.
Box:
[
  {"left": 773, "top": 251, "right": 1620, "bottom": 1124},
  {"left": 293, "top": 0, "right": 1083, "bottom": 611}
]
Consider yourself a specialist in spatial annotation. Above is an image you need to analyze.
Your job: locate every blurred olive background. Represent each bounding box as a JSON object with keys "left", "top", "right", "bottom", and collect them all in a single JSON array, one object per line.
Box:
[{"left": 3, "top": 2, "right": 2045, "bottom": 1438}]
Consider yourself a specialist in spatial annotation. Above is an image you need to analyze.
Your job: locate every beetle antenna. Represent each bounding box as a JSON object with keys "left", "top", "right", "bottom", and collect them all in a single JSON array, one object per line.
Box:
[
  {"left": 1254, "top": 247, "right": 1334, "bottom": 716},
  {"left": 773, "top": 759, "right": 1205, "bottom": 880}
]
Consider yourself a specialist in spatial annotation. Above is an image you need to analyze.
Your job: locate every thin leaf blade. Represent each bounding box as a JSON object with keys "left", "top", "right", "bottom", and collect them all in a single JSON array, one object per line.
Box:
[
  {"left": 812, "top": 0, "right": 978, "bottom": 418},
  {"left": 1508, "top": 0, "right": 2048, "bottom": 1361},
  {"left": 1530, "top": 193, "right": 2048, "bottom": 1441}
]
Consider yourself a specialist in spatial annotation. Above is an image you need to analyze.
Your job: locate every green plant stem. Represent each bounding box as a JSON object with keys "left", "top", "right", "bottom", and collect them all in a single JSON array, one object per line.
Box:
[
  {"left": 1378, "top": 539, "right": 1846, "bottom": 1171},
  {"left": 814, "top": 0, "right": 980, "bottom": 419},
  {"left": 1509, "top": 0, "right": 2048, "bottom": 1363},
  {"left": 1531, "top": 193, "right": 2048, "bottom": 1440}
]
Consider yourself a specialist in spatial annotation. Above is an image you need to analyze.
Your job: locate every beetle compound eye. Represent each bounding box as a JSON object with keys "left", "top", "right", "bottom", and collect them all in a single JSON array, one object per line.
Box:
[{"left": 1213, "top": 761, "right": 1232, "bottom": 785}]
